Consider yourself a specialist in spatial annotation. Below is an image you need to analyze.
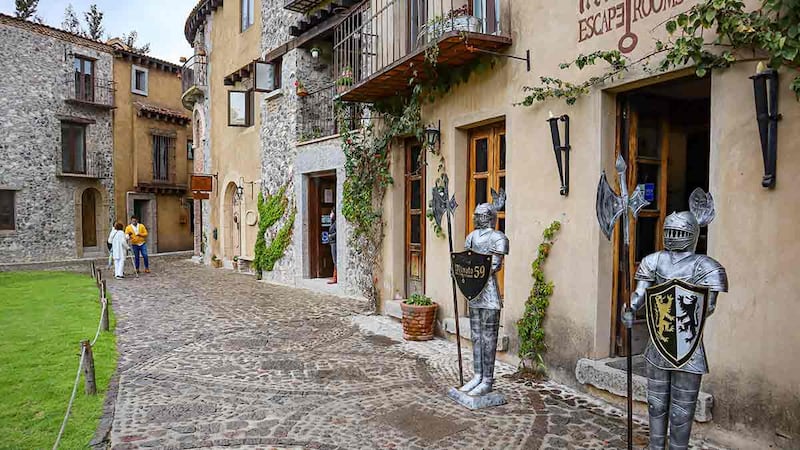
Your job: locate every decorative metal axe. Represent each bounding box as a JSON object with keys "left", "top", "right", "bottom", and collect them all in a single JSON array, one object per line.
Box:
[
  {"left": 596, "top": 154, "right": 650, "bottom": 450},
  {"left": 432, "top": 173, "right": 464, "bottom": 386}
]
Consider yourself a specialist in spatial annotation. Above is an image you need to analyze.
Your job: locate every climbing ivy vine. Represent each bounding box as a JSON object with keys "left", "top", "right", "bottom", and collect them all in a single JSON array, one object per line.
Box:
[
  {"left": 253, "top": 185, "right": 294, "bottom": 277},
  {"left": 336, "top": 32, "right": 495, "bottom": 304},
  {"left": 517, "top": 221, "right": 561, "bottom": 375},
  {"left": 520, "top": 0, "right": 800, "bottom": 107}
]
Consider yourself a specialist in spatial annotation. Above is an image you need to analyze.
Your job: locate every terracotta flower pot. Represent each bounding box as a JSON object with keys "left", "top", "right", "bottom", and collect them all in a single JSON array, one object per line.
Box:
[{"left": 401, "top": 302, "right": 438, "bottom": 341}]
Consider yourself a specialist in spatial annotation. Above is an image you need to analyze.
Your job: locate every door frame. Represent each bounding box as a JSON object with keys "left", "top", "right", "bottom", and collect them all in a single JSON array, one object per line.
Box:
[
  {"left": 126, "top": 192, "right": 158, "bottom": 254},
  {"left": 404, "top": 139, "right": 425, "bottom": 297},
  {"left": 307, "top": 171, "right": 337, "bottom": 279}
]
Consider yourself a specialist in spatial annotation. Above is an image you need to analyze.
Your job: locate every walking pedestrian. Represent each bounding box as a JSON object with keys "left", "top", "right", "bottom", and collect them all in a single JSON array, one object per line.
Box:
[
  {"left": 125, "top": 216, "right": 150, "bottom": 273},
  {"left": 108, "top": 222, "right": 129, "bottom": 279},
  {"left": 106, "top": 223, "right": 114, "bottom": 269},
  {"left": 327, "top": 210, "right": 337, "bottom": 285}
]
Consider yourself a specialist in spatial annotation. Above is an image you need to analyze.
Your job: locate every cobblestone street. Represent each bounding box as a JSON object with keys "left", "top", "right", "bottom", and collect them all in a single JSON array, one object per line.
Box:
[{"left": 106, "top": 260, "right": 722, "bottom": 450}]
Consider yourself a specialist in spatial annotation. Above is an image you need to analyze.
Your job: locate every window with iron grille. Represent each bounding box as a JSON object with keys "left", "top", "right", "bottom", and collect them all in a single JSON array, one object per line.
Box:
[
  {"left": 0, "top": 190, "right": 15, "bottom": 230},
  {"left": 61, "top": 122, "right": 87, "bottom": 174},
  {"left": 152, "top": 135, "right": 174, "bottom": 182}
]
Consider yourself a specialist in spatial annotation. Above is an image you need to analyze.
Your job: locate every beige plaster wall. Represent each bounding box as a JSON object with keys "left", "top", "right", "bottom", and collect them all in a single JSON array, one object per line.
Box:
[
  {"left": 206, "top": 2, "right": 262, "bottom": 262},
  {"left": 379, "top": 0, "right": 799, "bottom": 439},
  {"left": 113, "top": 58, "right": 193, "bottom": 251}
]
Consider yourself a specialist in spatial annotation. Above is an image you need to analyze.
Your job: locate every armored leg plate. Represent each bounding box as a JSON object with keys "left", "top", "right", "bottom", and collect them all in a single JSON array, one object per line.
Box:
[{"left": 447, "top": 387, "right": 506, "bottom": 410}]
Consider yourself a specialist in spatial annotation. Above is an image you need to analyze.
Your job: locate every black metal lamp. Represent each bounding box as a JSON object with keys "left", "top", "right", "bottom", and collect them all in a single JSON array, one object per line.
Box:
[
  {"left": 425, "top": 120, "right": 441, "bottom": 149},
  {"left": 234, "top": 178, "right": 245, "bottom": 202},
  {"left": 547, "top": 113, "right": 571, "bottom": 196},
  {"left": 750, "top": 65, "right": 782, "bottom": 189}
]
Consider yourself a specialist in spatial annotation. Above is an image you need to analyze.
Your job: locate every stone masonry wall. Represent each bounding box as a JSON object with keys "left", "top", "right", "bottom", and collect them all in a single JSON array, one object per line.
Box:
[
  {"left": 0, "top": 21, "right": 114, "bottom": 263},
  {"left": 258, "top": 0, "right": 370, "bottom": 299}
]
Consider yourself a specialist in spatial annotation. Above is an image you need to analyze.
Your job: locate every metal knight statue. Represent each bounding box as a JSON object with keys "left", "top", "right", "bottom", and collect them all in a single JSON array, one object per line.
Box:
[
  {"left": 458, "top": 188, "right": 509, "bottom": 397},
  {"left": 625, "top": 188, "right": 728, "bottom": 449}
]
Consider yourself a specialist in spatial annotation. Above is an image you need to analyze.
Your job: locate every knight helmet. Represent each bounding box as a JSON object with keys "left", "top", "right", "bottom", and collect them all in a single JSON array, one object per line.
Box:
[
  {"left": 473, "top": 188, "right": 506, "bottom": 230},
  {"left": 663, "top": 188, "right": 716, "bottom": 252}
]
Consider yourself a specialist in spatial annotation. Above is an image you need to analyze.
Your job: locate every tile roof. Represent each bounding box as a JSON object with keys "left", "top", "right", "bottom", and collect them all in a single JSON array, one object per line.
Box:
[
  {"left": 0, "top": 13, "right": 113, "bottom": 52},
  {"left": 134, "top": 101, "right": 191, "bottom": 123}
]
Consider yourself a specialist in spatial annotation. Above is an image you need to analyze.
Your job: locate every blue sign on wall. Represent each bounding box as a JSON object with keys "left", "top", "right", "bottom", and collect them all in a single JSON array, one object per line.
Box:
[
  {"left": 321, "top": 231, "right": 329, "bottom": 244},
  {"left": 644, "top": 183, "right": 656, "bottom": 202}
]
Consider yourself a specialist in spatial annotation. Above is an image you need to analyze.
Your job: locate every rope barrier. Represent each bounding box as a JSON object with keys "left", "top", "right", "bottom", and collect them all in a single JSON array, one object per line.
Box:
[
  {"left": 52, "top": 263, "right": 111, "bottom": 450},
  {"left": 52, "top": 346, "right": 86, "bottom": 450},
  {"left": 90, "top": 299, "right": 108, "bottom": 347}
]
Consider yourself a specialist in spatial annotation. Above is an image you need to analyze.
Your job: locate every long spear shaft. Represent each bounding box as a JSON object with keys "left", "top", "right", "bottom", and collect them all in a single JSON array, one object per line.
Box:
[
  {"left": 618, "top": 142, "right": 634, "bottom": 450},
  {"left": 447, "top": 210, "right": 464, "bottom": 386}
]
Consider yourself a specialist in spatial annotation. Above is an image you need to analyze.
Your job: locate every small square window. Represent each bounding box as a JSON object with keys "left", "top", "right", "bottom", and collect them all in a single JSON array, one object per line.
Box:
[
  {"left": 187, "top": 140, "right": 194, "bottom": 160},
  {"left": 228, "top": 90, "right": 253, "bottom": 127},
  {"left": 132, "top": 65, "right": 149, "bottom": 96},
  {"left": 0, "top": 190, "right": 15, "bottom": 230}
]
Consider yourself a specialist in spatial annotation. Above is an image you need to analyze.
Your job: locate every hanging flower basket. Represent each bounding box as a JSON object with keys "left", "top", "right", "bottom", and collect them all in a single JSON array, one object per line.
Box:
[{"left": 295, "top": 80, "right": 309, "bottom": 97}]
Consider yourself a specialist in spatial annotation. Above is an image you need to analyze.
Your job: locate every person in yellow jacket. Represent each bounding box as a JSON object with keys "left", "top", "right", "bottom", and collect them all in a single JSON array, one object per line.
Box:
[{"left": 125, "top": 216, "right": 150, "bottom": 273}]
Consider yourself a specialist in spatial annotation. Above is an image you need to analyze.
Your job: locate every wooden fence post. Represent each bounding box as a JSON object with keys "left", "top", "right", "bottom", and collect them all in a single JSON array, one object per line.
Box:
[
  {"left": 90, "top": 261, "right": 96, "bottom": 279},
  {"left": 101, "top": 279, "right": 107, "bottom": 301},
  {"left": 81, "top": 340, "right": 97, "bottom": 395},
  {"left": 100, "top": 298, "right": 109, "bottom": 332},
  {"left": 96, "top": 269, "right": 102, "bottom": 286}
]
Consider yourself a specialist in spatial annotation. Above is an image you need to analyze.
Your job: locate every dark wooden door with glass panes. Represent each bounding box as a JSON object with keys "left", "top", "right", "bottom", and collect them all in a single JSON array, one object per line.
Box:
[
  {"left": 309, "top": 174, "right": 336, "bottom": 279},
  {"left": 405, "top": 141, "right": 425, "bottom": 297},
  {"left": 467, "top": 123, "right": 506, "bottom": 297},
  {"left": 613, "top": 93, "right": 710, "bottom": 357}
]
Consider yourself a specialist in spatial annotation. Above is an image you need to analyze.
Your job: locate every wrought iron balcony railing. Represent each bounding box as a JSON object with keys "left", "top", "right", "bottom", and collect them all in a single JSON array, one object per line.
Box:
[
  {"left": 181, "top": 53, "right": 208, "bottom": 110},
  {"left": 333, "top": 0, "right": 511, "bottom": 102},
  {"left": 298, "top": 84, "right": 362, "bottom": 142},
  {"left": 57, "top": 153, "right": 110, "bottom": 179},
  {"left": 65, "top": 76, "right": 115, "bottom": 109}
]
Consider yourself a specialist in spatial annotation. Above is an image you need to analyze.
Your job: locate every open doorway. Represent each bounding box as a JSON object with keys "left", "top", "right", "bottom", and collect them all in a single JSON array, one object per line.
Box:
[
  {"left": 307, "top": 172, "right": 336, "bottom": 279},
  {"left": 612, "top": 76, "right": 711, "bottom": 358}
]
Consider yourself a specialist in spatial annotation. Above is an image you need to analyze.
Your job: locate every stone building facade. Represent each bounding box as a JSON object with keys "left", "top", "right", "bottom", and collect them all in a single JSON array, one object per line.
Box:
[
  {"left": 183, "top": 0, "right": 369, "bottom": 297},
  {"left": 0, "top": 14, "right": 114, "bottom": 263}
]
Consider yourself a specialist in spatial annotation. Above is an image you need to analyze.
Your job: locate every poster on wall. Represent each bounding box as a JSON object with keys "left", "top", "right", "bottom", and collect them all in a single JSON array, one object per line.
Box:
[{"left": 324, "top": 189, "right": 334, "bottom": 204}]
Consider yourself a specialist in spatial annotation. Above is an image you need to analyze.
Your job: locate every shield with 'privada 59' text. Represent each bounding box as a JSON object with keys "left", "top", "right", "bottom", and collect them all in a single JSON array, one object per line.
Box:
[{"left": 451, "top": 250, "right": 493, "bottom": 301}]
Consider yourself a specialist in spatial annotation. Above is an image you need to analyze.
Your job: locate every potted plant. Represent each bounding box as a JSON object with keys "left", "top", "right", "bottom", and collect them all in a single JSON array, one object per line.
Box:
[
  {"left": 211, "top": 254, "right": 222, "bottom": 268},
  {"left": 295, "top": 79, "right": 309, "bottom": 97},
  {"left": 336, "top": 66, "right": 353, "bottom": 94},
  {"left": 401, "top": 293, "right": 438, "bottom": 341},
  {"left": 417, "top": 6, "right": 481, "bottom": 48},
  {"left": 232, "top": 255, "right": 239, "bottom": 271}
]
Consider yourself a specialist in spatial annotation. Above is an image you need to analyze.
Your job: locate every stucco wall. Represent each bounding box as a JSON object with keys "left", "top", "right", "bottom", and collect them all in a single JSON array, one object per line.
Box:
[
  {"left": 0, "top": 20, "right": 114, "bottom": 263},
  {"left": 377, "top": 0, "right": 798, "bottom": 441},
  {"left": 205, "top": 0, "right": 263, "bottom": 263}
]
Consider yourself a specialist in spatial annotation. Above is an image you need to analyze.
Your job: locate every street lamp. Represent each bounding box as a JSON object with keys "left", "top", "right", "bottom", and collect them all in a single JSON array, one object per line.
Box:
[
  {"left": 750, "top": 64, "right": 781, "bottom": 189},
  {"left": 547, "top": 112, "right": 571, "bottom": 196}
]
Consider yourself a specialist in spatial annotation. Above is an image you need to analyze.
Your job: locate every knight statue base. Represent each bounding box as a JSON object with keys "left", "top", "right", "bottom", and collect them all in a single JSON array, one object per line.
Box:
[{"left": 447, "top": 387, "right": 507, "bottom": 410}]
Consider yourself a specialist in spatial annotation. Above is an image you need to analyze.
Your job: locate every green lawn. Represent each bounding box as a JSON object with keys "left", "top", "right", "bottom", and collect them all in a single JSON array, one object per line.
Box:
[{"left": 0, "top": 271, "right": 117, "bottom": 450}]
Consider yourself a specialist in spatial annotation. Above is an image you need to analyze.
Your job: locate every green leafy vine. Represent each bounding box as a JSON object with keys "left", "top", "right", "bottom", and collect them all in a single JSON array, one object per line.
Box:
[
  {"left": 517, "top": 221, "right": 562, "bottom": 374},
  {"left": 253, "top": 186, "right": 294, "bottom": 277},
  {"left": 520, "top": 0, "right": 800, "bottom": 106}
]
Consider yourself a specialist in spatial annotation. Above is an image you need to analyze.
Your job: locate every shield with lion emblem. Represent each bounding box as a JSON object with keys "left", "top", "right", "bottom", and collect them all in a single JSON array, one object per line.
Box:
[{"left": 645, "top": 279, "right": 710, "bottom": 368}]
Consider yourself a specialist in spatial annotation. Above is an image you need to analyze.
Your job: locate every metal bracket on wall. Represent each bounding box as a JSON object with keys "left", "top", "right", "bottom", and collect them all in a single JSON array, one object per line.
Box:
[{"left": 466, "top": 45, "right": 531, "bottom": 72}]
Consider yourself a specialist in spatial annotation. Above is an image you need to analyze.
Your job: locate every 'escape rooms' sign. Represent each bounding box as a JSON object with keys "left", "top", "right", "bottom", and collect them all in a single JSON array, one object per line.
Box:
[{"left": 577, "top": 0, "right": 688, "bottom": 53}]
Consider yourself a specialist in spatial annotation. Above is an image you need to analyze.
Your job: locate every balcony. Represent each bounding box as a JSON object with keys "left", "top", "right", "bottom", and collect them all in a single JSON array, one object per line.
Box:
[
  {"left": 333, "top": 0, "right": 511, "bottom": 103},
  {"left": 65, "top": 76, "right": 115, "bottom": 109},
  {"left": 57, "top": 154, "right": 110, "bottom": 179},
  {"left": 298, "top": 84, "right": 362, "bottom": 142},
  {"left": 180, "top": 53, "right": 208, "bottom": 111}
]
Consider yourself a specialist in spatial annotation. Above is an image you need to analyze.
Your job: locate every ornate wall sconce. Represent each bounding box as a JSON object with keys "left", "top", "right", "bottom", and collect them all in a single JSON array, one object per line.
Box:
[
  {"left": 547, "top": 113, "right": 571, "bottom": 196},
  {"left": 750, "top": 66, "right": 782, "bottom": 189},
  {"left": 425, "top": 120, "right": 441, "bottom": 149}
]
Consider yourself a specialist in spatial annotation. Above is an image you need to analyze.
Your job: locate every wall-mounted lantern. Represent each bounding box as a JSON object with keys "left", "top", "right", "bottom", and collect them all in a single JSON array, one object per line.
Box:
[
  {"left": 425, "top": 120, "right": 441, "bottom": 149},
  {"left": 750, "top": 65, "right": 781, "bottom": 189},
  {"left": 310, "top": 47, "right": 321, "bottom": 60},
  {"left": 547, "top": 112, "right": 571, "bottom": 196}
]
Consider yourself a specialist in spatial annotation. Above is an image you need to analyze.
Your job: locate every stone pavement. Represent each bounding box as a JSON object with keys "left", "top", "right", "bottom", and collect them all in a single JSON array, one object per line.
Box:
[{"left": 105, "top": 259, "right": 725, "bottom": 450}]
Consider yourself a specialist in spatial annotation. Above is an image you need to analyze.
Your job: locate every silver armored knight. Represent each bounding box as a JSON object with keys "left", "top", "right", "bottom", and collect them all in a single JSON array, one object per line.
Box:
[
  {"left": 625, "top": 188, "right": 728, "bottom": 450},
  {"left": 459, "top": 190, "right": 509, "bottom": 397}
]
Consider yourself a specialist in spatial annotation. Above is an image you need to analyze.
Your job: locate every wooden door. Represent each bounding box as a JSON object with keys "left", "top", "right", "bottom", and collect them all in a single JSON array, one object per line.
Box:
[
  {"left": 308, "top": 174, "right": 336, "bottom": 278},
  {"left": 405, "top": 141, "right": 425, "bottom": 297},
  {"left": 612, "top": 97, "right": 670, "bottom": 356},
  {"left": 467, "top": 123, "right": 506, "bottom": 297},
  {"left": 81, "top": 189, "right": 97, "bottom": 247}
]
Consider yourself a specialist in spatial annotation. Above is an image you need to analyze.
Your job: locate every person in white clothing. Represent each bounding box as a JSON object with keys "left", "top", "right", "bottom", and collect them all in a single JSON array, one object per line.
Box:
[{"left": 108, "top": 222, "right": 130, "bottom": 279}]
